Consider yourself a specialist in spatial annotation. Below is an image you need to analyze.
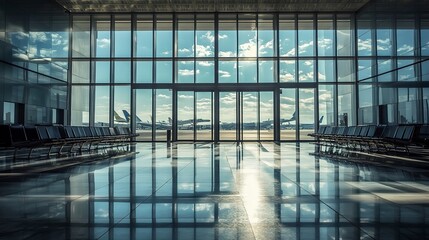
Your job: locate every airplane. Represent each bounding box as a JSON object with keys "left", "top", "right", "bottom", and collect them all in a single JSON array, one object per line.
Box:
[
  {"left": 170, "top": 117, "right": 211, "bottom": 130},
  {"left": 122, "top": 110, "right": 171, "bottom": 130},
  {"left": 114, "top": 110, "right": 128, "bottom": 123}
]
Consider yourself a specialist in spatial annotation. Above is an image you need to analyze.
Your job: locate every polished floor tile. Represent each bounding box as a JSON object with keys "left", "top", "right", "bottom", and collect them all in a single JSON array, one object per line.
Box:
[{"left": 0, "top": 142, "right": 429, "bottom": 239}]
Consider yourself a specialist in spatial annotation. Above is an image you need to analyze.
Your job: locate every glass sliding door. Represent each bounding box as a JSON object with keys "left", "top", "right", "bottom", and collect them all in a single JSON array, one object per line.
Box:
[
  {"left": 176, "top": 91, "right": 213, "bottom": 141},
  {"left": 241, "top": 92, "right": 258, "bottom": 140},
  {"left": 299, "top": 88, "right": 315, "bottom": 140},
  {"left": 259, "top": 92, "right": 274, "bottom": 140},
  {"left": 155, "top": 89, "right": 172, "bottom": 141},
  {"left": 177, "top": 91, "right": 194, "bottom": 140},
  {"left": 136, "top": 89, "right": 153, "bottom": 141},
  {"left": 196, "top": 92, "right": 213, "bottom": 141},
  {"left": 220, "top": 92, "right": 237, "bottom": 141}
]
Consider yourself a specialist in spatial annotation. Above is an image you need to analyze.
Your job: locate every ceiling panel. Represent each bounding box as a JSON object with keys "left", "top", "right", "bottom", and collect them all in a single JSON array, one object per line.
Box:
[{"left": 55, "top": 0, "right": 371, "bottom": 13}]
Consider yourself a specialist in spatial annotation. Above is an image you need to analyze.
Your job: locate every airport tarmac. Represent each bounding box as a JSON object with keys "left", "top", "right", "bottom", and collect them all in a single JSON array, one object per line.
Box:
[{"left": 135, "top": 130, "right": 315, "bottom": 141}]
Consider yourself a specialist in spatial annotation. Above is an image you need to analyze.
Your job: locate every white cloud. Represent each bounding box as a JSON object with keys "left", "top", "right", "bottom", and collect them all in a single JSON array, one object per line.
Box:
[
  {"left": 219, "top": 70, "right": 231, "bottom": 78},
  {"left": 219, "top": 51, "right": 235, "bottom": 57},
  {"left": 179, "top": 94, "right": 193, "bottom": 99},
  {"left": 304, "top": 60, "right": 313, "bottom": 66},
  {"left": 279, "top": 73, "right": 294, "bottom": 82},
  {"left": 358, "top": 39, "right": 371, "bottom": 52},
  {"left": 319, "top": 93, "right": 333, "bottom": 101},
  {"left": 397, "top": 44, "right": 413, "bottom": 55},
  {"left": 238, "top": 39, "right": 257, "bottom": 57},
  {"left": 197, "top": 61, "right": 214, "bottom": 67},
  {"left": 202, "top": 31, "right": 214, "bottom": 43},
  {"left": 220, "top": 93, "right": 236, "bottom": 105},
  {"left": 158, "top": 94, "right": 170, "bottom": 99},
  {"left": 179, "top": 48, "right": 192, "bottom": 53},
  {"left": 30, "top": 32, "right": 48, "bottom": 42},
  {"left": 195, "top": 44, "right": 213, "bottom": 57},
  {"left": 258, "top": 39, "right": 273, "bottom": 55},
  {"left": 218, "top": 34, "right": 228, "bottom": 39},
  {"left": 97, "top": 38, "right": 110, "bottom": 48},
  {"left": 179, "top": 69, "right": 196, "bottom": 76},
  {"left": 317, "top": 38, "right": 332, "bottom": 49},
  {"left": 298, "top": 41, "right": 313, "bottom": 54}
]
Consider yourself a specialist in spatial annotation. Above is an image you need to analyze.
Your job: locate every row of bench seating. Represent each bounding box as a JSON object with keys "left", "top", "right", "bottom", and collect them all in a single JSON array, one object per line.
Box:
[
  {"left": 309, "top": 124, "right": 429, "bottom": 153},
  {"left": 0, "top": 124, "right": 138, "bottom": 159}
]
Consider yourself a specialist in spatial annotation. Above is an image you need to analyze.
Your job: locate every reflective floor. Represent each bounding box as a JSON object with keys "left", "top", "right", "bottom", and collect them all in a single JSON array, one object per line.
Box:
[{"left": 0, "top": 143, "right": 429, "bottom": 239}]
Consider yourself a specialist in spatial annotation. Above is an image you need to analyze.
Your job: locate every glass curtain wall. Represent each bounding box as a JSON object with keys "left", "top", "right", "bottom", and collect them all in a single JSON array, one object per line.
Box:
[
  {"left": 70, "top": 13, "right": 362, "bottom": 141},
  {"left": 356, "top": 11, "right": 429, "bottom": 125}
]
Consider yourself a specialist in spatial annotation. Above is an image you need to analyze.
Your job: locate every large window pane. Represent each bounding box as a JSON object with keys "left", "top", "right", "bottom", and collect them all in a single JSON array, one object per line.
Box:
[
  {"left": 280, "top": 60, "right": 296, "bottom": 82},
  {"left": 156, "top": 61, "right": 173, "bottom": 83},
  {"left": 239, "top": 60, "right": 257, "bottom": 83},
  {"left": 71, "top": 86, "right": 89, "bottom": 125},
  {"left": 338, "top": 85, "right": 355, "bottom": 126},
  {"left": 260, "top": 92, "right": 273, "bottom": 140},
  {"left": 94, "top": 16, "right": 110, "bottom": 58},
  {"left": 72, "top": 16, "right": 90, "bottom": 58},
  {"left": 155, "top": 89, "right": 172, "bottom": 141},
  {"left": 258, "top": 14, "right": 275, "bottom": 57},
  {"left": 396, "top": 19, "right": 415, "bottom": 56},
  {"left": 72, "top": 61, "right": 89, "bottom": 83},
  {"left": 156, "top": 15, "right": 173, "bottom": 57},
  {"left": 337, "top": 16, "right": 353, "bottom": 56},
  {"left": 280, "top": 88, "right": 296, "bottom": 140},
  {"left": 114, "top": 86, "right": 130, "bottom": 127},
  {"left": 422, "top": 19, "right": 429, "bottom": 56},
  {"left": 319, "top": 85, "right": 334, "bottom": 125},
  {"left": 220, "top": 92, "right": 236, "bottom": 140},
  {"left": 95, "top": 61, "right": 110, "bottom": 83},
  {"left": 259, "top": 60, "right": 275, "bottom": 83},
  {"left": 318, "top": 59, "right": 335, "bottom": 82},
  {"left": 337, "top": 59, "right": 354, "bottom": 82},
  {"left": 376, "top": 17, "right": 393, "bottom": 56},
  {"left": 218, "top": 15, "right": 237, "bottom": 57},
  {"left": 196, "top": 92, "right": 213, "bottom": 141},
  {"left": 136, "top": 15, "right": 153, "bottom": 57},
  {"left": 377, "top": 59, "right": 393, "bottom": 82},
  {"left": 357, "top": 19, "right": 372, "bottom": 56},
  {"left": 398, "top": 88, "right": 418, "bottom": 124},
  {"left": 136, "top": 61, "right": 152, "bottom": 83},
  {"left": 218, "top": 60, "right": 237, "bottom": 83},
  {"left": 241, "top": 92, "right": 258, "bottom": 140},
  {"left": 94, "top": 86, "right": 110, "bottom": 126},
  {"left": 196, "top": 15, "right": 214, "bottom": 57},
  {"left": 114, "top": 61, "right": 131, "bottom": 83},
  {"left": 238, "top": 15, "right": 257, "bottom": 57},
  {"left": 196, "top": 61, "right": 214, "bottom": 83},
  {"left": 114, "top": 15, "right": 131, "bottom": 57},
  {"left": 397, "top": 59, "right": 417, "bottom": 81},
  {"left": 136, "top": 89, "right": 153, "bottom": 141},
  {"left": 298, "top": 16, "right": 314, "bottom": 57},
  {"left": 358, "top": 59, "right": 373, "bottom": 81},
  {"left": 317, "top": 16, "right": 334, "bottom": 56},
  {"left": 299, "top": 89, "right": 314, "bottom": 140},
  {"left": 178, "top": 91, "right": 194, "bottom": 140},
  {"left": 177, "top": 15, "right": 194, "bottom": 57},
  {"left": 177, "top": 61, "right": 194, "bottom": 83},
  {"left": 299, "top": 59, "right": 314, "bottom": 82},
  {"left": 279, "top": 15, "right": 296, "bottom": 57}
]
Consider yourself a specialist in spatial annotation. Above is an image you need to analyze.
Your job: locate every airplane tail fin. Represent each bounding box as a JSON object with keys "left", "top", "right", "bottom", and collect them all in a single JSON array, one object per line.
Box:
[
  {"left": 122, "top": 110, "right": 130, "bottom": 122},
  {"left": 114, "top": 110, "right": 126, "bottom": 122},
  {"left": 168, "top": 117, "right": 173, "bottom": 125},
  {"left": 319, "top": 115, "right": 324, "bottom": 124},
  {"left": 122, "top": 110, "right": 143, "bottom": 123},
  {"left": 290, "top": 111, "right": 296, "bottom": 121}
]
